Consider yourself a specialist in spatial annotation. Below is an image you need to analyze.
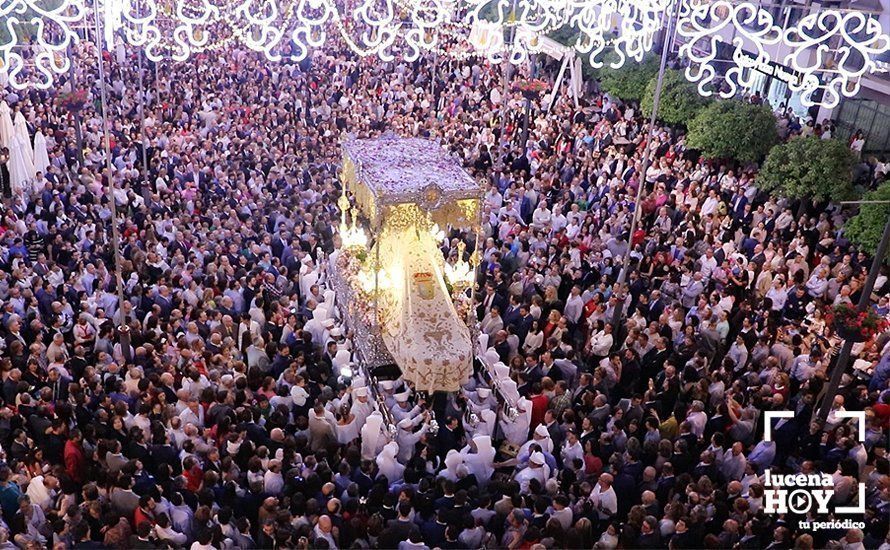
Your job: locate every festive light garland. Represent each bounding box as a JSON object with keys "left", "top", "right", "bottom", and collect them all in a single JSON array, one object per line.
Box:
[
  {"left": 1, "top": 0, "right": 889, "bottom": 110},
  {"left": 0, "top": 0, "right": 86, "bottom": 90},
  {"left": 783, "top": 10, "right": 890, "bottom": 108},
  {"left": 677, "top": 0, "right": 890, "bottom": 108},
  {"left": 678, "top": 1, "right": 783, "bottom": 99}
]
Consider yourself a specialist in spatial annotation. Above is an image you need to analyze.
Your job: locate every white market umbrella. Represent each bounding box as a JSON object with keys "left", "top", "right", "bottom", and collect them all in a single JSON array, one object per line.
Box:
[
  {"left": 8, "top": 133, "right": 33, "bottom": 196},
  {"left": 13, "top": 111, "right": 35, "bottom": 176},
  {"left": 33, "top": 131, "right": 50, "bottom": 175},
  {"left": 0, "top": 101, "right": 13, "bottom": 149}
]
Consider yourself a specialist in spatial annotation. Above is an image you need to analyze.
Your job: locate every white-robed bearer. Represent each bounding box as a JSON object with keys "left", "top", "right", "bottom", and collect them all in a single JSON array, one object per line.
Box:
[
  {"left": 519, "top": 424, "right": 554, "bottom": 457},
  {"left": 466, "top": 408, "right": 497, "bottom": 439},
  {"left": 497, "top": 375, "right": 532, "bottom": 446},
  {"left": 378, "top": 379, "right": 396, "bottom": 408},
  {"left": 360, "top": 411, "right": 387, "bottom": 461},
  {"left": 318, "top": 318, "right": 335, "bottom": 350},
  {"left": 299, "top": 255, "right": 320, "bottom": 298},
  {"left": 391, "top": 390, "right": 422, "bottom": 423},
  {"left": 465, "top": 385, "right": 497, "bottom": 412},
  {"left": 350, "top": 385, "right": 373, "bottom": 427},
  {"left": 325, "top": 326, "right": 351, "bottom": 352},
  {"left": 395, "top": 413, "right": 429, "bottom": 463},
  {"left": 303, "top": 309, "right": 328, "bottom": 352},
  {"left": 460, "top": 435, "right": 496, "bottom": 485},
  {"left": 438, "top": 449, "right": 464, "bottom": 482},
  {"left": 336, "top": 403, "right": 360, "bottom": 445},
  {"left": 498, "top": 424, "right": 555, "bottom": 470},
  {"left": 514, "top": 451, "right": 550, "bottom": 493},
  {"left": 376, "top": 441, "right": 404, "bottom": 482}
]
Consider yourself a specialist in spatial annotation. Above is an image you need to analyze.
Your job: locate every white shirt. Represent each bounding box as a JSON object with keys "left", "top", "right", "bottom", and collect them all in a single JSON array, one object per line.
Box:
[
  {"left": 588, "top": 331, "right": 613, "bottom": 356},
  {"left": 514, "top": 464, "right": 548, "bottom": 493},
  {"left": 721, "top": 449, "right": 747, "bottom": 481},
  {"left": 291, "top": 385, "right": 309, "bottom": 407},
  {"left": 699, "top": 256, "right": 718, "bottom": 279},
  {"left": 564, "top": 295, "right": 584, "bottom": 324},
  {"left": 766, "top": 286, "right": 788, "bottom": 310},
  {"left": 179, "top": 407, "right": 205, "bottom": 428},
  {"left": 561, "top": 441, "right": 584, "bottom": 466},
  {"left": 686, "top": 411, "right": 707, "bottom": 438},
  {"left": 26, "top": 477, "right": 53, "bottom": 511},
  {"left": 532, "top": 207, "right": 551, "bottom": 228},
  {"left": 155, "top": 524, "right": 188, "bottom": 546},
  {"left": 263, "top": 470, "right": 284, "bottom": 494},
  {"left": 589, "top": 484, "right": 618, "bottom": 519},
  {"left": 701, "top": 196, "right": 719, "bottom": 217}
]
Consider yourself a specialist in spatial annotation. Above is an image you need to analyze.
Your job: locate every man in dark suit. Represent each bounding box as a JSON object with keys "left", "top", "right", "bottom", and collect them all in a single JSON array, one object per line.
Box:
[
  {"left": 45, "top": 367, "right": 70, "bottom": 403},
  {"left": 539, "top": 351, "right": 563, "bottom": 382},
  {"left": 493, "top": 331, "right": 511, "bottom": 364},
  {"left": 656, "top": 463, "right": 676, "bottom": 505},
  {"left": 437, "top": 417, "right": 463, "bottom": 459},
  {"left": 502, "top": 295, "right": 523, "bottom": 327},
  {"left": 513, "top": 305, "right": 534, "bottom": 344},
  {"left": 168, "top": 232, "right": 190, "bottom": 257},
  {"left": 418, "top": 511, "right": 448, "bottom": 548},
  {"left": 640, "top": 338, "right": 670, "bottom": 390},
  {"left": 636, "top": 517, "right": 662, "bottom": 549},
  {"left": 270, "top": 233, "right": 287, "bottom": 261},
  {"left": 646, "top": 290, "right": 665, "bottom": 323},
  {"left": 730, "top": 191, "right": 748, "bottom": 219},
  {"left": 476, "top": 282, "right": 506, "bottom": 321}
]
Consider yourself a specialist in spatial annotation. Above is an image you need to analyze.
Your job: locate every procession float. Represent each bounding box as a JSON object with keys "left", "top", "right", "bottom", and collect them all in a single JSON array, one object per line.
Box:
[{"left": 329, "top": 133, "right": 482, "bottom": 393}]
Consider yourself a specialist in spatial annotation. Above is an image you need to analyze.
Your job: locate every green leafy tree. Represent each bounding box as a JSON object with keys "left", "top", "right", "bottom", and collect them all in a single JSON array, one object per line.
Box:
[
  {"left": 845, "top": 182, "right": 890, "bottom": 263},
  {"left": 686, "top": 101, "right": 778, "bottom": 163},
  {"left": 757, "top": 137, "right": 856, "bottom": 203},
  {"left": 641, "top": 69, "right": 709, "bottom": 126},
  {"left": 597, "top": 54, "right": 660, "bottom": 102},
  {"left": 548, "top": 25, "right": 579, "bottom": 48}
]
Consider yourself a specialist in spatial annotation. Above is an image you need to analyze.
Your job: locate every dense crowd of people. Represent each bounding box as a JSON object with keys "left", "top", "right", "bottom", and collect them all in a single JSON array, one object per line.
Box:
[{"left": 0, "top": 28, "right": 887, "bottom": 550}]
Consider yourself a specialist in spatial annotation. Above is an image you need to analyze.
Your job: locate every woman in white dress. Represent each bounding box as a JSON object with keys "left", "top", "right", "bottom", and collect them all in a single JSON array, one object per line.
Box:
[{"left": 522, "top": 320, "right": 544, "bottom": 355}]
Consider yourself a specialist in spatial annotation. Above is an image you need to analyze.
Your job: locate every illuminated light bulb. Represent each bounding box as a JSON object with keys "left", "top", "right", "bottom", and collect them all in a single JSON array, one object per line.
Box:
[
  {"left": 341, "top": 213, "right": 368, "bottom": 250},
  {"left": 358, "top": 270, "right": 377, "bottom": 293},
  {"left": 376, "top": 268, "right": 393, "bottom": 290}
]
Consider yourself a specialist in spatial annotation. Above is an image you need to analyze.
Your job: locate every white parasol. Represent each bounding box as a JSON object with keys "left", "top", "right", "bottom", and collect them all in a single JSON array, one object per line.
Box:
[
  {"left": 13, "top": 111, "right": 35, "bottom": 177},
  {"left": 33, "top": 131, "right": 50, "bottom": 176},
  {"left": 0, "top": 102, "right": 13, "bottom": 149},
  {"left": 8, "top": 133, "right": 33, "bottom": 196}
]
